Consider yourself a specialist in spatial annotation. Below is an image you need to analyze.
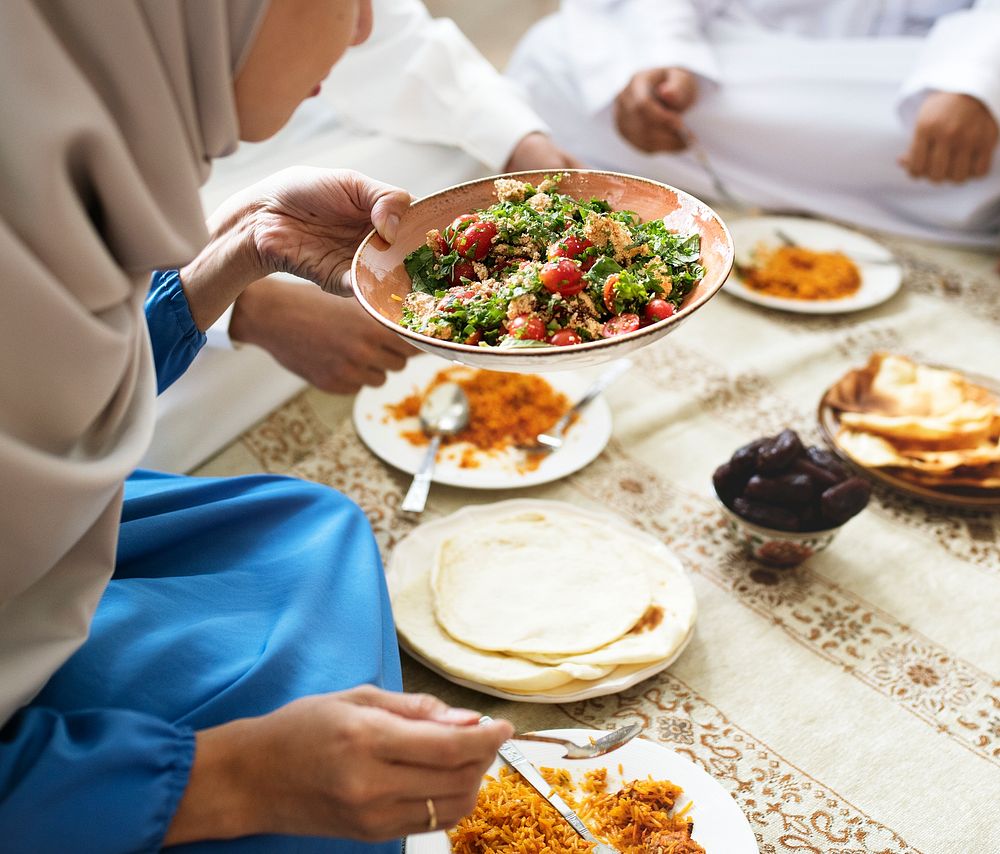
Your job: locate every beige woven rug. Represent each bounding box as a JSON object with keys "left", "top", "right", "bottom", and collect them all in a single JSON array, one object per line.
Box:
[{"left": 197, "top": 233, "right": 1000, "bottom": 853}]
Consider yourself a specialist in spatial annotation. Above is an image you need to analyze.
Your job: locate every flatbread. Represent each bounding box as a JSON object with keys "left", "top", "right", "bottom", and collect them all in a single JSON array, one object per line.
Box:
[
  {"left": 519, "top": 557, "right": 696, "bottom": 667},
  {"left": 828, "top": 353, "right": 1000, "bottom": 493},
  {"left": 431, "top": 509, "right": 653, "bottom": 655},
  {"left": 392, "top": 558, "right": 615, "bottom": 693}
]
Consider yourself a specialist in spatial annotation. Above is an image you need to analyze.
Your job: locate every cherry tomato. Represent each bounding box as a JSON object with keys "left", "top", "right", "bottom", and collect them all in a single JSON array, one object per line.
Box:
[
  {"left": 539, "top": 258, "right": 584, "bottom": 297},
  {"left": 602, "top": 313, "right": 641, "bottom": 337},
  {"left": 464, "top": 329, "right": 482, "bottom": 346},
  {"left": 454, "top": 220, "right": 497, "bottom": 261},
  {"left": 549, "top": 328, "right": 583, "bottom": 347},
  {"left": 644, "top": 298, "right": 675, "bottom": 324},
  {"left": 548, "top": 234, "right": 592, "bottom": 261},
  {"left": 449, "top": 213, "right": 479, "bottom": 232},
  {"left": 434, "top": 234, "right": 450, "bottom": 255},
  {"left": 508, "top": 314, "right": 547, "bottom": 341},
  {"left": 602, "top": 274, "right": 619, "bottom": 312},
  {"left": 437, "top": 287, "right": 477, "bottom": 312},
  {"left": 450, "top": 260, "right": 476, "bottom": 286}
]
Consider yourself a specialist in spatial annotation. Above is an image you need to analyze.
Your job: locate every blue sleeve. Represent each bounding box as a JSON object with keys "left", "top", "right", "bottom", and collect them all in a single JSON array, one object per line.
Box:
[
  {"left": 0, "top": 705, "right": 195, "bottom": 853},
  {"left": 145, "top": 269, "right": 207, "bottom": 394}
]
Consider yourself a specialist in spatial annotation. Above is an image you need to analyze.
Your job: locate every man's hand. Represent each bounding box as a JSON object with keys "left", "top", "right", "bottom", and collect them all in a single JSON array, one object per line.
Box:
[
  {"left": 901, "top": 92, "right": 999, "bottom": 183},
  {"left": 250, "top": 166, "right": 412, "bottom": 296},
  {"left": 614, "top": 67, "right": 698, "bottom": 153},
  {"left": 503, "top": 131, "right": 583, "bottom": 171},
  {"left": 165, "top": 686, "right": 513, "bottom": 845},
  {"left": 230, "top": 277, "right": 416, "bottom": 394}
]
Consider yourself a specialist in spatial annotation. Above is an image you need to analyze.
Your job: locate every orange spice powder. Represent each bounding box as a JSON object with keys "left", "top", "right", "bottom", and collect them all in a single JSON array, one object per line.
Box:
[{"left": 385, "top": 366, "right": 573, "bottom": 471}]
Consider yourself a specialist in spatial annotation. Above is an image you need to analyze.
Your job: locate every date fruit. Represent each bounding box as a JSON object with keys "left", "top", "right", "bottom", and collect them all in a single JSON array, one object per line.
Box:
[{"left": 713, "top": 429, "right": 871, "bottom": 532}]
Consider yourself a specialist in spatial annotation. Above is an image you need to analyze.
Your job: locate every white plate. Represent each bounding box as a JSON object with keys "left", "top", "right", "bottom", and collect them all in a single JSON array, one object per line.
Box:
[
  {"left": 387, "top": 499, "right": 696, "bottom": 703},
  {"left": 725, "top": 216, "right": 902, "bottom": 314},
  {"left": 353, "top": 354, "right": 613, "bottom": 489},
  {"left": 407, "top": 729, "right": 758, "bottom": 853}
]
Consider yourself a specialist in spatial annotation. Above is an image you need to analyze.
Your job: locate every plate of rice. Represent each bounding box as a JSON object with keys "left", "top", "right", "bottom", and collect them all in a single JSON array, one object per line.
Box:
[
  {"left": 724, "top": 216, "right": 901, "bottom": 314},
  {"left": 353, "top": 354, "right": 613, "bottom": 489},
  {"left": 406, "top": 728, "right": 758, "bottom": 852}
]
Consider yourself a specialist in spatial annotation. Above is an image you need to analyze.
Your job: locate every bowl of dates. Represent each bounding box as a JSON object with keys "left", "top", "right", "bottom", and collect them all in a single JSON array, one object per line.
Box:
[{"left": 713, "top": 429, "right": 871, "bottom": 567}]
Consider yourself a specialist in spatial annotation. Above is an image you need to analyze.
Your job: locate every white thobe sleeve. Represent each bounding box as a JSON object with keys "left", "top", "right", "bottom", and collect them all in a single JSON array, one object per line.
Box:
[
  {"left": 320, "top": 0, "right": 549, "bottom": 171},
  {"left": 561, "top": 0, "right": 720, "bottom": 115},
  {"left": 898, "top": 0, "right": 1000, "bottom": 124}
]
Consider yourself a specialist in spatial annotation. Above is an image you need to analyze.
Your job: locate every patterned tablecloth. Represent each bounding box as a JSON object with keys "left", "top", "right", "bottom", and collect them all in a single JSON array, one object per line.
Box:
[{"left": 196, "top": 221, "right": 999, "bottom": 853}]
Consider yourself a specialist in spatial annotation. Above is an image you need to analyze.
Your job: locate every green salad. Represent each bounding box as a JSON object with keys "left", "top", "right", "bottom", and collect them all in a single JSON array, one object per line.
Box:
[{"left": 401, "top": 175, "right": 705, "bottom": 348}]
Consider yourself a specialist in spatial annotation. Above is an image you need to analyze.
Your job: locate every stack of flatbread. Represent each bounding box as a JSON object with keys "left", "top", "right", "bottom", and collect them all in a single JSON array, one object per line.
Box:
[
  {"left": 825, "top": 353, "right": 1000, "bottom": 493},
  {"left": 390, "top": 505, "right": 697, "bottom": 696}
]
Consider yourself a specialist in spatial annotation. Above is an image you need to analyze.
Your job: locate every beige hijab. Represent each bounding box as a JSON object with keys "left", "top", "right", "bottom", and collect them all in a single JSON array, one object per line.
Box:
[{"left": 0, "top": 0, "right": 268, "bottom": 725}]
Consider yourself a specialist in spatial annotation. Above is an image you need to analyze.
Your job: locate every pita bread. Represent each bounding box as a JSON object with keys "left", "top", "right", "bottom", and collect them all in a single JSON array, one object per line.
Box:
[
  {"left": 389, "top": 503, "right": 697, "bottom": 692},
  {"left": 392, "top": 567, "right": 615, "bottom": 692}
]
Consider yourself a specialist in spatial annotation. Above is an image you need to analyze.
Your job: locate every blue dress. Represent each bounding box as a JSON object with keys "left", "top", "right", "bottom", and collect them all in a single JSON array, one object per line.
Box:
[{"left": 0, "top": 271, "right": 403, "bottom": 853}]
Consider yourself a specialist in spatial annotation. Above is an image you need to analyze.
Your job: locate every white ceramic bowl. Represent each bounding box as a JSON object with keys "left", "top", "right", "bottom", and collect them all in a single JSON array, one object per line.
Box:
[
  {"left": 351, "top": 169, "right": 734, "bottom": 373},
  {"left": 717, "top": 497, "right": 843, "bottom": 568}
]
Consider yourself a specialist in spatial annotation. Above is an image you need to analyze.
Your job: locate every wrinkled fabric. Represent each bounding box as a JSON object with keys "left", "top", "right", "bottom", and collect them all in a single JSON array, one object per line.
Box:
[
  {"left": 1, "top": 469, "right": 402, "bottom": 853},
  {"left": 0, "top": 0, "right": 267, "bottom": 727}
]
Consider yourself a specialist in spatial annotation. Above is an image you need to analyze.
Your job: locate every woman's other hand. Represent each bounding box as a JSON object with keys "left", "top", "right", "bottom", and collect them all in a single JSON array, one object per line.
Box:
[
  {"left": 164, "top": 686, "right": 513, "bottom": 845},
  {"left": 614, "top": 67, "right": 698, "bottom": 153},
  {"left": 230, "top": 278, "right": 415, "bottom": 394},
  {"left": 900, "top": 92, "right": 998, "bottom": 183},
  {"left": 249, "top": 166, "right": 411, "bottom": 296},
  {"left": 503, "top": 132, "right": 583, "bottom": 171}
]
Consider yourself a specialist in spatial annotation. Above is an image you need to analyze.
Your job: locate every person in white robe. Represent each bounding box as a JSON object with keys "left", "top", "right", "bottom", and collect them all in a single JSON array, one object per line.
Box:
[
  {"left": 147, "top": 0, "right": 580, "bottom": 473},
  {"left": 506, "top": 0, "right": 1000, "bottom": 248}
]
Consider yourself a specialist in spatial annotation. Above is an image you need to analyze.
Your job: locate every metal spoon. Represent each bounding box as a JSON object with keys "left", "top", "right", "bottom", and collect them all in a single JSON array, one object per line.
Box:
[
  {"left": 399, "top": 382, "right": 469, "bottom": 513},
  {"left": 513, "top": 723, "right": 642, "bottom": 759}
]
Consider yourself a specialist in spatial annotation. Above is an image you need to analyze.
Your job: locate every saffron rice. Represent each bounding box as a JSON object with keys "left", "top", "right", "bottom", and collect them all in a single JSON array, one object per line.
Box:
[{"left": 449, "top": 765, "right": 705, "bottom": 853}]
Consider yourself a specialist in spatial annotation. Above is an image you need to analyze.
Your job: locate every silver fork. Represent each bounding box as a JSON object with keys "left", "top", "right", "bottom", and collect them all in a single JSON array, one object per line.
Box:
[
  {"left": 513, "top": 723, "right": 642, "bottom": 759},
  {"left": 521, "top": 359, "right": 632, "bottom": 453},
  {"left": 482, "top": 718, "right": 621, "bottom": 854},
  {"left": 774, "top": 227, "right": 897, "bottom": 266}
]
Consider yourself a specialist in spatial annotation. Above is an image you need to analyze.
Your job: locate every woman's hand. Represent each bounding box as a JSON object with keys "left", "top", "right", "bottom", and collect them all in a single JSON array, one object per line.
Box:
[
  {"left": 164, "top": 686, "right": 513, "bottom": 846},
  {"left": 230, "top": 277, "right": 416, "bottom": 394},
  {"left": 248, "top": 167, "right": 411, "bottom": 296},
  {"left": 900, "top": 92, "right": 998, "bottom": 183},
  {"left": 180, "top": 168, "right": 410, "bottom": 329}
]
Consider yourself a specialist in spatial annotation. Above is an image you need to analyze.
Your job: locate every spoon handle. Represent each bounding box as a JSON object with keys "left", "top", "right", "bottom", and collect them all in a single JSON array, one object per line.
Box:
[{"left": 400, "top": 434, "right": 442, "bottom": 513}]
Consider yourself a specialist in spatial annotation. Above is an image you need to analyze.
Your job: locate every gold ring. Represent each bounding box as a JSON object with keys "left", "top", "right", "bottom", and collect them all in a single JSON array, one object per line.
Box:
[{"left": 426, "top": 797, "right": 438, "bottom": 831}]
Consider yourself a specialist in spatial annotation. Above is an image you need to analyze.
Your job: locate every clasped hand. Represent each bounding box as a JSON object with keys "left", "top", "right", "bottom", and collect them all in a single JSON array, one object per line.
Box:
[{"left": 901, "top": 91, "right": 998, "bottom": 183}]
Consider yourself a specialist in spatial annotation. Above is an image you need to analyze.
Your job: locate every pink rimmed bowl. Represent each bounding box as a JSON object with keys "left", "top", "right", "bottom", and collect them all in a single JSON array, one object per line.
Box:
[{"left": 351, "top": 169, "right": 734, "bottom": 373}]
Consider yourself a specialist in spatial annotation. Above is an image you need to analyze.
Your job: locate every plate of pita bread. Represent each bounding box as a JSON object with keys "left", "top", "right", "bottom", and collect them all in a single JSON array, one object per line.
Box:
[
  {"left": 387, "top": 499, "right": 697, "bottom": 702},
  {"left": 819, "top": 353, "right": 1000, "bottom": 507}
]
